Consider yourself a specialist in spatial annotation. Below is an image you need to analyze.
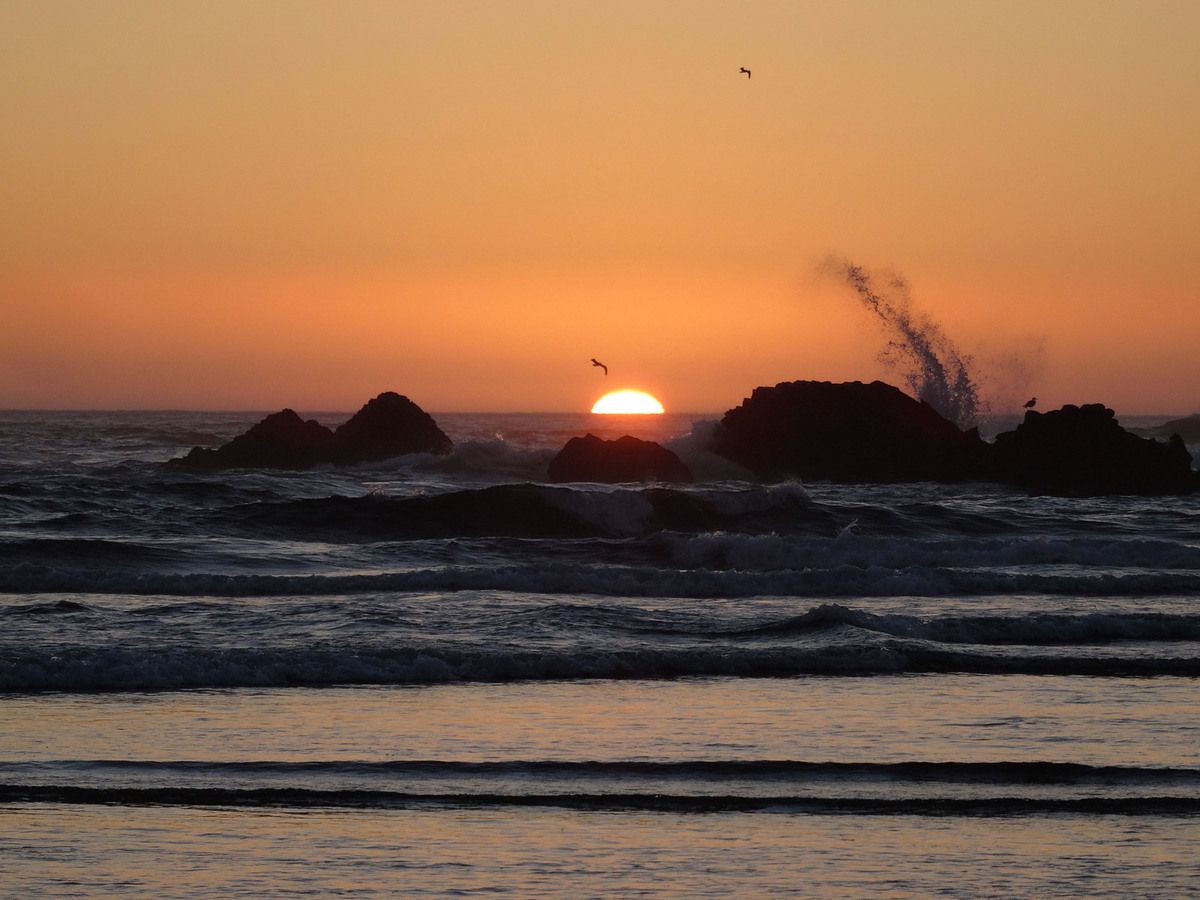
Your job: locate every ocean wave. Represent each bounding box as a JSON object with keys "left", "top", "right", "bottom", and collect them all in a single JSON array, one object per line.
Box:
[
  {"left": 3, "top": 784, "right": 1197, "bottom": 815},
  {"left": 0, "top": 538, "right": 186, "bottom": 565},
  {"left": 6, "top": 595, "right": 1199, "bottom": 651},
  {"left": 5, "top": 642, "right": 1200, "bottom": 692},
  {"left": 716, "top": 603, "right": 1200, "bottom": 644},
  {"left": 413, "top": 438, "right": 555, "bottom": 480},
  {"left": 665, "top": 532, "right": 1200, "bottom": 572},
  {"left": 219, "top": 483, "right": 832, "bottom": 540},
  {"left": 18, "top": 758, "right": 1198, "bottom": 785},
  {"left": 0, "top": 599, "right": 94, "bottom": 616},
  {"left": 5, "top": 561, "right": 1200, "bottom": 599}
]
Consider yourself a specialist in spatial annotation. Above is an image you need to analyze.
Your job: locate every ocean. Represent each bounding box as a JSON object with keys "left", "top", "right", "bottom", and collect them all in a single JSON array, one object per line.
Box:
[{"left": 2, "top": 408, "right": 1198, "bottom": 897}]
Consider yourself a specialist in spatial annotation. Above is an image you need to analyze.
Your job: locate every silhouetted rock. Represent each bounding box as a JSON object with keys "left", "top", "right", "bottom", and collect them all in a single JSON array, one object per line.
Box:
[
  {"left": 992, "top": 404, "right": 1197, "bottom": 496},
  {"left": 712, "top": 380, "right": 988, "bottom": 482},
  {"left": 171, "top": 409, "right": 334, "bottom": 469},
  {"left": 549, "top": 434, "right": 693, "bottom": 483},
  {"left": 329, "top": 392, "right": 452, "bottom": 464},
  {"left": 169, "top": 392, "right": 451, "bottom": 469}
]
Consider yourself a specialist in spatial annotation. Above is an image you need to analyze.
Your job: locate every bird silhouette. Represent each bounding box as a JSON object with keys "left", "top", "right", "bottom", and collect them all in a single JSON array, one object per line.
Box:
[
  {"left": 1024, "top": 397, "right": 1037, "bottom": 409},
  {"left": 739, "top": 67, "right": 751, "bottom": 79},
  {"left": 590, "top": 358, "right": 608, "bottom": 376}
]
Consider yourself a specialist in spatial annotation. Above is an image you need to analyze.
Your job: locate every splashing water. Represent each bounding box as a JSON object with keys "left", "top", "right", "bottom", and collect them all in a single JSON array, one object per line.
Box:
[{"left": 825, "top": 257, "right": 980, "bottom": 429}]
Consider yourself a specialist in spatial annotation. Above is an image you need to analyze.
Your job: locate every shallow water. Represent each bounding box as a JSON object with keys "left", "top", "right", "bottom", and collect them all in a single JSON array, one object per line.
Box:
[{"left": 4, "top": 804, "right": 1199, "bottom": 899}]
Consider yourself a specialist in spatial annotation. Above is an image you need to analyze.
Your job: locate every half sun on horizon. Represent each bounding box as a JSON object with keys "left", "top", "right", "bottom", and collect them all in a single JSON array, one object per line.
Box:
[
  {"left": 591, "top": 389, "right": 665, "bottom": 415},
  {"left": 5, "top": 2, "right": 1199, "bottom": 895}
]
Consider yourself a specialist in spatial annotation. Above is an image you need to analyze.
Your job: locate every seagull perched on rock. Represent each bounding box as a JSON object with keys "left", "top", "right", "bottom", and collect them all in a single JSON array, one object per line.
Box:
[
  {"left": 590, "top": 358, "right": 608, "bottom": 376},
  {"left": 1024, "top": 397, "right": 1037, "bottom": 409},
  {"left": 739, "top": 67, "right": 751, "bottom": 79}
]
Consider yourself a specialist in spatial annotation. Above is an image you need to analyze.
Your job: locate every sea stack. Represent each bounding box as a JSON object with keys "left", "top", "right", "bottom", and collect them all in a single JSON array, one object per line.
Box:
[
  {"left": 549, "top": 434, "right": 693, "bottom": 483},
  {"left": 328, "top": 391, "right": 453, "bottom": 464},
  {"left": 992, "top": 404, "right": 1197, "bottom": 496},
  {"left": 170, "top": 392, "right": 451, "bottom": 469},
  {"left": 712, "top": 380, "right": 988, "bottom": 482},
  {"left": 169, "top": 409, "right": 334, "bottom": 469}
]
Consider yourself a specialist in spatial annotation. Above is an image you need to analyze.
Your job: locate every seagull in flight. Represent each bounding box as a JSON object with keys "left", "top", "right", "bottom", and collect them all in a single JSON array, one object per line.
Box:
[
  {"left": 591, "top": 358, "right": 608, "bottom": 376},
  {"left": 739, "top": 67, "right": 751, "bottom": 79},
  {"left": 1024, "top": 397, "right": 1037, "bottom": 409}
]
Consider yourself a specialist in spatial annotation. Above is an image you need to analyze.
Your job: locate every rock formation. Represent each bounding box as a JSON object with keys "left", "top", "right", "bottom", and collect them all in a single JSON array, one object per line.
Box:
[
  {"left": 170, "top": 392, "right": 451, "bottom": 469},
  {"left": 710, "top": 380, "right": 1195, "bottom": 495},
  {"left": 548, "top": 434, "right": 693, "bottom": 483},
  {"left": 992, "top": 404, "right": 1197, "bottom": 496},
  {"left": 171, "top": 409, "right": 334, "bottom": 469},
  {"left": 712, "top": 380, "right": 987, "bottom": 482},
  {"left": 328, "top": 391, "right": 452, "bottom": 464}
]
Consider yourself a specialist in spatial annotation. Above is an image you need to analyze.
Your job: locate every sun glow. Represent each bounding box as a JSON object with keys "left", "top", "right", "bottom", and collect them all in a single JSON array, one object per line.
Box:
[{"left": 591, "top": 389, "right": 665, "bottom": 415}]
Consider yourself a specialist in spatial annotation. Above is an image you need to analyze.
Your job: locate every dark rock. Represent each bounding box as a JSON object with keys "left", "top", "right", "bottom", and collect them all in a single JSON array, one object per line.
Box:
[
  {"left": 992, "top": 404, "right": 1197, "bottom": 496},
  {"left": 171, "top": 409, "right": 333, "bottom": 469},
  {"left": 549, "top": 434, "right": 693, "bottom": 483},
  {"left": 329, "top": 391, "right": 452, "bottom": 464},
  {"left": 712, "top": 380, "right": 988, "bottom": 482},
  {"left": 169, "top": 392, "right": 451, "bottom": 469}
]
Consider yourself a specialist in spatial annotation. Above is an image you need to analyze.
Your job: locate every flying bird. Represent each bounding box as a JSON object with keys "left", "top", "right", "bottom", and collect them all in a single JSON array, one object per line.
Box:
[
  {"left": 739, "top": 67, "right": 751, "bottom": 79},
  {"left": 590, "top": 358, "right": 608, "bottom": 376},
  {"left": 1024, "top": 397, "right": 1037, "bottom": 409}
]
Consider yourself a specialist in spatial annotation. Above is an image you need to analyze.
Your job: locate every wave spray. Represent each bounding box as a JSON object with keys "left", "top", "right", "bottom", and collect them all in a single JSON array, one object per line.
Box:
[{"left": 825, "top": 257, "right": 980, "bottom": 429}]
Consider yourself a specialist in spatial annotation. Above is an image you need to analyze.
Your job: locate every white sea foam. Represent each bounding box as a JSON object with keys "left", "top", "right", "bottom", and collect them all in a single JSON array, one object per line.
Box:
[
  {"left": 415, "top": 439, "right": 555, "bottom": 481},
  {"left": 665, "top": 420, "right": 757, "bottom": 481}
]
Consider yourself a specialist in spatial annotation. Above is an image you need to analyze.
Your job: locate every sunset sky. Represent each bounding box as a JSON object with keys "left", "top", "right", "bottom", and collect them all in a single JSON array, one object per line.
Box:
[{"left": 3, "top": 0, "right": 1198, "bottom": 414}]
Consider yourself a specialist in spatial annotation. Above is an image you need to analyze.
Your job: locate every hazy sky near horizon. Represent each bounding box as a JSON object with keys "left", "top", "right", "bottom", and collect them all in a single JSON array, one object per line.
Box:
[{"left": 3, "top": 0, "right": 1198, "bottom": 413}]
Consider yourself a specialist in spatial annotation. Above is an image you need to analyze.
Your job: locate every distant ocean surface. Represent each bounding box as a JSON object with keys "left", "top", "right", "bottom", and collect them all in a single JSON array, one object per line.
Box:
[{"left": 2, "top": 409, "right": 1199, "bottom": 897}]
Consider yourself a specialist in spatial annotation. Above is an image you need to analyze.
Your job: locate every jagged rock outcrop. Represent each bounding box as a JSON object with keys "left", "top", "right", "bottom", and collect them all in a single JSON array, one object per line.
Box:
[
  {"left": 170, "top": 392, "right": 451, "bottom": 469},
  {"left": 171, "top": 409, "right": 334, "bottom": 469},
  {"left": 548, "top": 434, "right": 693, "bottom": 483},
  {"left": 992, "top": 404, "right": 1197, "bottom": 496},
  {"left": 712, "top": 380, "right": 988, "bottom": 482},
  {"left": 328, "top": 391, "right": 452, "bottom": 464}
]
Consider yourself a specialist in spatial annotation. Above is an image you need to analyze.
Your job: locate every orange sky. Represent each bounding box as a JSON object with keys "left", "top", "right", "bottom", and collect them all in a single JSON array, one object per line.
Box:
[{"left": 3, "top": 0, "right": 1198, "bottom": 414}]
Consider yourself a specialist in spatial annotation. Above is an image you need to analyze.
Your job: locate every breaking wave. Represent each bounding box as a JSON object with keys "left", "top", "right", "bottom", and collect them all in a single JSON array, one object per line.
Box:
[{"left": 5, "top": 635, "right": 1200, "bottom": 692}]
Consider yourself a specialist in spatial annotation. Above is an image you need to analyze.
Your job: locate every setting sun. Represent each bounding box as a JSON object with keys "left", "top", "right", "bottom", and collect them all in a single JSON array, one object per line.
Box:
[{"left": 591, "top": 389, "right": 665, "bottom": 415}]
